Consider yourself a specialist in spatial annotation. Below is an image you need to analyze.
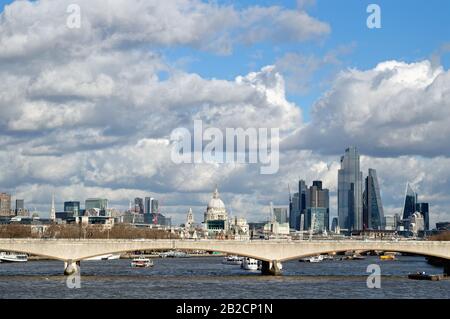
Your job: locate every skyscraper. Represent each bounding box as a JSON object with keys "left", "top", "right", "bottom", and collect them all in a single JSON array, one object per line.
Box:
[
  {"left": 338, "top": 147, "right": 363, "bottom": 231},
  {"left": 296, "top": 180, "right": 308, "bottom": 230},
  {"left": 134, "top": 197, "right": 144, "bottom": 214},
  {"left": 144, "top": 197, "right": 151, "bottom": 214},
  {"left": 363, "top": 169, "right": 385, "bottom": 230},
  {"left": 290, "top": 192, "right": 300, "bottom": 230},
  {"left": 305, "top": 181, "right": 329, "bottom": 232},
  {"left": 401, "top": 183, "right": 430, "bottom": 231},
  {"left": 402, "top": 183, "right": 417, "bottom": 220}
]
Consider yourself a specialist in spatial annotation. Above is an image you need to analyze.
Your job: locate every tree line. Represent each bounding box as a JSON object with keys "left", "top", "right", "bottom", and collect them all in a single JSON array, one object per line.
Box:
[{"left": 0, "top": 224, "right": 178, "bottom": 239}]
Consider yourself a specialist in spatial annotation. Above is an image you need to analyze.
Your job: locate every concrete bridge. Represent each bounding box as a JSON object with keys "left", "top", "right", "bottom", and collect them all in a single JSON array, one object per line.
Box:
[{"left": 0, "top": 239, "right": 449, "bottom": 275}]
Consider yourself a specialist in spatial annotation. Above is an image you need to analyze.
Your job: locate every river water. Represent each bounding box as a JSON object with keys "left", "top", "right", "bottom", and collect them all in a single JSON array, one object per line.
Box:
[{"left": 0, "top": 256, "right": 448, "bottom": 299}]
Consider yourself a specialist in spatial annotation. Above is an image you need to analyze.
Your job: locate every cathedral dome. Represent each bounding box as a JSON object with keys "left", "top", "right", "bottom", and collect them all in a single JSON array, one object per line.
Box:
[{"left": 207, "top": 187, "right": 225, "bottom": 210}]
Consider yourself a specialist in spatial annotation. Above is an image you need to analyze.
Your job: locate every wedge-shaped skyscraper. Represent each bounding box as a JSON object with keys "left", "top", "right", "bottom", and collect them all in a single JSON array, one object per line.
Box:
[{"left": 363, "top": 169, "right": 385, "bottom": 230}]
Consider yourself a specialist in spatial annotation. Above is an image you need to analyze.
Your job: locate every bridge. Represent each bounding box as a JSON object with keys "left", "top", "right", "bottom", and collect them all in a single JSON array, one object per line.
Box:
[{"left": 0, "top": 239, "right": 449, "bottom": 276}]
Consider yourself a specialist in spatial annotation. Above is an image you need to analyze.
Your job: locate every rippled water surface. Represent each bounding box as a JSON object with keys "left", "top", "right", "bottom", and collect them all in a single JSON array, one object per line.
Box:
[{"left": 0, "top": 256, "right": 448, "bottom": 299}]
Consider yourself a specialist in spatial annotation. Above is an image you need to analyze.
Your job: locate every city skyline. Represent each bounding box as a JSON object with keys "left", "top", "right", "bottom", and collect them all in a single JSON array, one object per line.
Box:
[
  {"left": 0, "top": 148, "right": 442, "bottom": 231},
  {"left": 0, "top": 0, "right": 449, "bottom": 228}
]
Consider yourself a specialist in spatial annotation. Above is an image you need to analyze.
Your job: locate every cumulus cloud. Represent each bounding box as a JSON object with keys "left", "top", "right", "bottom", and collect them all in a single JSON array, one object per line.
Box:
[
  {"left": 284, "top": 60, "right": 450, "bottom": 157},
  {"left": 0, "top": 0, "right": 329, "bottom": 60}
]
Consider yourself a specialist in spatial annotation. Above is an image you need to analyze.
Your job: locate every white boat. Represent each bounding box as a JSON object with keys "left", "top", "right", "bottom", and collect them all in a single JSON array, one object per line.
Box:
[
  {"left": 0, "top": 252, "right": 28, "bottom": 263},
  {"left": 241, "top": 257, "right": 259, "bottom": 270},
  {"left": 222, "top": 255, "right": 243, "bottom": 265},
  {"left": 300, "top": 255, "right": 324, "bottom": 263},
  {"left": 159, "top": 251, "right": 190, "bottom": 258},
  {"left": 131, "top": 256, "right": 153, "bottom": 268},
  {"left": 85, "top": 254, "right": 121, "bottom": 261}
]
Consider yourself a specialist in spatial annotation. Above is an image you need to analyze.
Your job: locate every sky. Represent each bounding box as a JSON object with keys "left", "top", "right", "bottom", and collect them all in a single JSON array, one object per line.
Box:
[{"left": 0, "top": 0, "right": 449, "bottom": 227}]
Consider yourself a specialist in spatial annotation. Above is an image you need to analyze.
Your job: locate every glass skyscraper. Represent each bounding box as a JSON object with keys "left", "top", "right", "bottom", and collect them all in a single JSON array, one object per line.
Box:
[
  {"left": 402, "top": 183, "right": 417, "bottom": 220},
  {"left": 289, "top": 180, "right": 307, "bottom": 231},
  {"left": 363, "top": 169, "right": 385, "bottom": 230},
  {"left": 338, "top": 147, "right": 363, "bottom": 231}
]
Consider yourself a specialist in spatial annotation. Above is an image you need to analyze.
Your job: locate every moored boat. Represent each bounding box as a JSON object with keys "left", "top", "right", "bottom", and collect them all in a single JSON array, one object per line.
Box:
[
  {"left": 380, "top": 254, "right": 396, "bottom": 261},
  {"left": 222, "top": 255, "right": 243, "bottom": 265},
  {"left": 85, "top": 254, "right": 121, "bottom": 261},
  {"left": 0, "top": 252, "right": 28, "bottom": 263},
  {"left": 408, "top": 272, "right": 444, "bottom": 281},
  {"left": 300, "top": 255, "right": 323, "bottom": 263}
]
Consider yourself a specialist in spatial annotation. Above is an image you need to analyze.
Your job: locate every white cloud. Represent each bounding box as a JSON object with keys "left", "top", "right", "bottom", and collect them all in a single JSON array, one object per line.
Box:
[{"left": 284, "top": 60, "right": 450, "bottom": 157}]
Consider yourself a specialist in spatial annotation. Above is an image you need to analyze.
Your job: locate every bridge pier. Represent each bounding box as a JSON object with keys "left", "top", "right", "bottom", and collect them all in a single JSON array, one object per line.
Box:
[
  {"left": 444, "top": 261, "right": 450, "bottom": 276},
  {"left": 64, "top": 260, "right": 80, "bottom": 276},
  {"left": 261, "top": 260, "right": 282, "bottom": 276}
]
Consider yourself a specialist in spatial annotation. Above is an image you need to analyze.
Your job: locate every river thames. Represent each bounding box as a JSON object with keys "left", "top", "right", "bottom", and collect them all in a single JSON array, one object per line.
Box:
[{"left": 0, "top": 256, "right": 448, "bottom": 299}]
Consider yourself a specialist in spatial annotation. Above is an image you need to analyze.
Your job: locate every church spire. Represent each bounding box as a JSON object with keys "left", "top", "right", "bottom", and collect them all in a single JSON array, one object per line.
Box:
[
  {"left": 213, "top": 185, "right": 219, "bottom": 199},
  {"left": 50, "top": 193, "right": 56, "bottom": 221}
]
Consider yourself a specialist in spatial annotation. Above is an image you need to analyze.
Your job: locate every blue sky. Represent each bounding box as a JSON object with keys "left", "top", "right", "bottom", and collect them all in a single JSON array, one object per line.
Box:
[{"left": 162, "top": 0, "right": 450, "bottom": 118}]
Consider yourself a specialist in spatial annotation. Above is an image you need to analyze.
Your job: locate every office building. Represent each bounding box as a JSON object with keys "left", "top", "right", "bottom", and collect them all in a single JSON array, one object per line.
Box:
[
  {"left": 401, "top": 183, "right": 430, "bottom": 231},
  {"left": 15, "top": 199, "right": 25, "bottom": 216},
  {"left": 304, "top": 181, "right": 329, "bottom": 232},
  {"left": 338, "top": 147, "right": 363, "bottom": 231},
  {"left": 273, "top": 207, "right": 288, "bottom": 224},
  {"left": 402, "top": 183, "right": 417, "bottom": 220},
  {"left": 363, "top": 169, "right": 385, "bottom": 230},
  {"left": 144, "top": 197, "right": 151, "bottom": 214},
  {"left": 85, "top": 198, "right": 108, "bottom": 215},
  {"left": 384, "top": 216, "right": 397, "bottom": 230},
  {"left": 134, "top": 197, "right": 144, "bottom": 214},
  {"left": 0, "top": 193, "right": 12, "bottom": 217},
  {"left": 409, "top": 212, "right": 424, "bottom": 235},
  {"left": 64, "top": 201, "right": 80, "bottom": 217},
  {"left": 151, "top": 199, "right": 159, "bottom": 214},
  {"left": 289, "top": 180, "right": 308, "bottom": 231},
  {"left": 331, "top": 217, "right": 339, "bottom": 233},
  {"left": 416, "top": 202, "right": 429, "bottom": 231}
]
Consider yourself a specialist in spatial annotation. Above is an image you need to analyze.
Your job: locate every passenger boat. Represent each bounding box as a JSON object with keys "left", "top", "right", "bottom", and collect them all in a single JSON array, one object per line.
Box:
[
  {"left": 241, "top": 257, "right": 259, "bottom": 270},
  {"left": 300, "top": 255, "right": 323, "bottom": 263},
  {"left": 0, "top": 252, "right": 28, "bottom": 263},
  {"left": 222, "top": 255, "right": 243, "bottom": 265},
  {"left": 131, "top": 256, "right": 153, "bottom": 268}
]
